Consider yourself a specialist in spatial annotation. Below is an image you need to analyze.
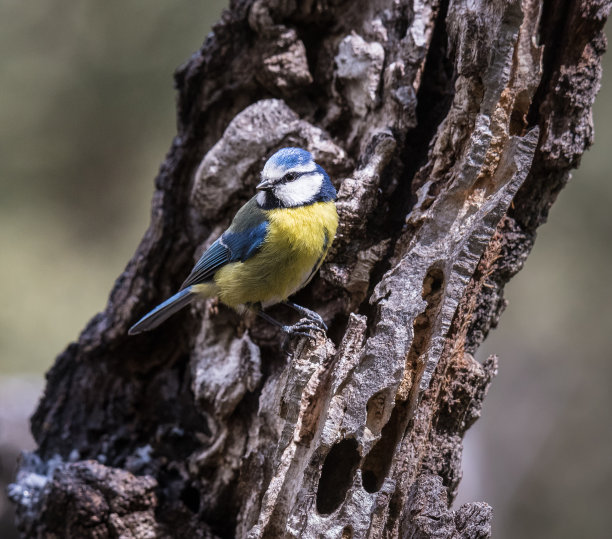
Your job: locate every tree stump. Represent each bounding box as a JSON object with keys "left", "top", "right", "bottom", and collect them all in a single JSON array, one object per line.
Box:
[{"left": 10, "top": 0, "right": 610, "bottom": 537}]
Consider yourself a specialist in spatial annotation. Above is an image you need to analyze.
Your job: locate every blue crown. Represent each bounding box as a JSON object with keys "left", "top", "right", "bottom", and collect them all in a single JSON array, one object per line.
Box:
[{"left": 268, "top": 147, "right": 313, "bottom": 170}]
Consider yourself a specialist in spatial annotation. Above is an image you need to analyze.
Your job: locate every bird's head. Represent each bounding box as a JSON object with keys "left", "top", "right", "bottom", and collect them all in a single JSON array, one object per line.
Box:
[{"left": 256, "top": 147, "right": 336, "bottom": 209}]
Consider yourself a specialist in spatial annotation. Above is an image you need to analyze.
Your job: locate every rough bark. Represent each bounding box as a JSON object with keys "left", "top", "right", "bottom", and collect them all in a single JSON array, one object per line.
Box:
[{"left": 9, "top": 0, "right": 610, "bottom": 537}]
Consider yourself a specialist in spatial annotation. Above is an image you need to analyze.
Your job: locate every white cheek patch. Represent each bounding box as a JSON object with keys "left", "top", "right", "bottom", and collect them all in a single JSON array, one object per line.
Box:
[
  {"left": 274, "top": 173, "right": 323, "bottom": 207},
  {"left": 262, "top": 160, "right": 317, "bottom": 180}
]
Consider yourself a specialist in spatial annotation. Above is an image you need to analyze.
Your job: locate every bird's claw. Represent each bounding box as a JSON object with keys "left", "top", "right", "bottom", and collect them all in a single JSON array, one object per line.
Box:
[
  {"left": 281, "top": 317, "right": 327, "bottom": 340},
  {"left": 284, "top": 302, "right": 328, "bottom": 331},
  {"left": 302, "top": 310, "right": 328, "bottom": 331}
]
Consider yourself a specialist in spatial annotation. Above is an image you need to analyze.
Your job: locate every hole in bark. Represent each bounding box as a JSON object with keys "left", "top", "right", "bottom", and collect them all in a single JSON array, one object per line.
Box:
[
  {"left": 366, "top": 389, "right": 389, "bottom": 436},
  {"left": 509, "top": 108, "right": 525, "bottom": 136},
  {"left": 328, "top": 312, "right": 349, "bottom": 348},
  {"left": 509, "top": 90, "right": 530, "bottom": 136},
  {"left": 526, "top": 0, "right": 571, "bottom": 128},
  {"left": 180, "top": 484, "right": 201, "bottom": 513},
  {"left": 405, "top": 264, "right": 445, "bottom": 371},
  {"left": 342, "top": 525, "right": 353, "bottom": 538},
  {"left": 422, "top": 266, "right": 444, "bottom": 299},
  {"left": 361, "top": 402, "right": 410, "bottom": 493},
  {"left": 316, "top": 438, "right": 360, "bottom": 514}
]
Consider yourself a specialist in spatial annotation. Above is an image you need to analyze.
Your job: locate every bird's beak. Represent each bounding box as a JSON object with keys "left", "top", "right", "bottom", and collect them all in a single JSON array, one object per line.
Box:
[{"left": 256, "top": 178, "right": 274, "bottom": 191}]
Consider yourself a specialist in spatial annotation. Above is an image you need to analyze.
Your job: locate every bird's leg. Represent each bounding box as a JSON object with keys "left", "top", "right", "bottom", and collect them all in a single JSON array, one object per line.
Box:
[
  {"left": 283, "top": 301, "right": 328, "bottom": 331},
  {"left": 256, "top": 309, "right": 321, "bottom": 340}
]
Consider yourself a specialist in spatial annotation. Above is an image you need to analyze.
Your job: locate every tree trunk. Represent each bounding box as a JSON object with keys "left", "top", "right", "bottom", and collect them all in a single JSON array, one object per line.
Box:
[{"left": 10, "top": 0, "right": 610, "bottom": 537}]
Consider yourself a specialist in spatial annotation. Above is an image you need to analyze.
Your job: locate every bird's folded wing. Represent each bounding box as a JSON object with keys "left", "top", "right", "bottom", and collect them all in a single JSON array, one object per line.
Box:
[{"left": 180, "top": 220, "right": 269, "bottom": 289}]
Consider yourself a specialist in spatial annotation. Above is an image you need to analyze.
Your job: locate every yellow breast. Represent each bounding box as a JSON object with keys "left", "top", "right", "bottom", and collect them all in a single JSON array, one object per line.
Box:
[{"left": 213, "top": 201, "right": 338, "bottom": 308}]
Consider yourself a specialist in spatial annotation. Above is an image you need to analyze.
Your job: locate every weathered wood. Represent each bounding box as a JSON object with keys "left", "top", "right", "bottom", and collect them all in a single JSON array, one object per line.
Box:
[{"left": 10, "top": 0, "right": 610, "bottom": 537}]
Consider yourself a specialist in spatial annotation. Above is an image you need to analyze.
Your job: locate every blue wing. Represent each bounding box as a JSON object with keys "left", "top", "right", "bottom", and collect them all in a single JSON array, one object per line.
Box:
[{"left": 180, "top": 219, "right": 268, "bottom": 289}]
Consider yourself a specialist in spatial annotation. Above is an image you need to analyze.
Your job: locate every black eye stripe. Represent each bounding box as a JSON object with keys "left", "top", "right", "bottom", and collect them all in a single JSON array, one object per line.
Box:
[{"left": 279, "top": 170, "right": 310, "bottom": 184}]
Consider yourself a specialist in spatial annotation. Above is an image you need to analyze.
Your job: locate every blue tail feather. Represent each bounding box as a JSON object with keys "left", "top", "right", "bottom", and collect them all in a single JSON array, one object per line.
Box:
[{"left": 128, "top": 287, "right": 196, "bottom": 335}]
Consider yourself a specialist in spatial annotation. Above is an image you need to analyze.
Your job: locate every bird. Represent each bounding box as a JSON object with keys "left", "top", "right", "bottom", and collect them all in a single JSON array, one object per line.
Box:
[{"left": 129, "top": 147, "right": 338, "bottom": 338}]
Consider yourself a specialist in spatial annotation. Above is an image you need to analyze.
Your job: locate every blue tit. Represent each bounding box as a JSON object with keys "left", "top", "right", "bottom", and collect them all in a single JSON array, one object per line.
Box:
[{"left": 129, "top": 147, "right": 338, "bottom": 337}]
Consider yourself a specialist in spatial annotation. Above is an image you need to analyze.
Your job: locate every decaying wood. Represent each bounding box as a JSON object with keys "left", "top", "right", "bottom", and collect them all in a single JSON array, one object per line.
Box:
[{"left": 10, "top": 0, "right": 610, "bottom": 537}]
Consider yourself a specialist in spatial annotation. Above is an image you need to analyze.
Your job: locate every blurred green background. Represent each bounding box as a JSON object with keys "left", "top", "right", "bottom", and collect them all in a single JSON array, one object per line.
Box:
[
  {"left": 0, "top": 1, "right": 226, "bottom": 536},
  {"left": 0, "top": 1, "right": 610, "bottom": 537}
]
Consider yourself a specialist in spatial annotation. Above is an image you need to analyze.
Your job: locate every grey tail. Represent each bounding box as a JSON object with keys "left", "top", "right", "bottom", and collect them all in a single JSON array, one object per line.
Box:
[{"left": 128, "top": 287, "right": 196, "bottom": 335}]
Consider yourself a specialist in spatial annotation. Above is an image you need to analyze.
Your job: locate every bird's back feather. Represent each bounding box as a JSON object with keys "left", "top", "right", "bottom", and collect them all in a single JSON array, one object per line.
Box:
[{"left": 181, "top": 198, "right": 269, "bottom": 289}]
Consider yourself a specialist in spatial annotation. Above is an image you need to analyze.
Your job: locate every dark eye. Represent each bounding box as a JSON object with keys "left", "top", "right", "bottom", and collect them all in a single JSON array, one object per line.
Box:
[{"left": 281, "top": 171, "right": 297, "bottom": 183}]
